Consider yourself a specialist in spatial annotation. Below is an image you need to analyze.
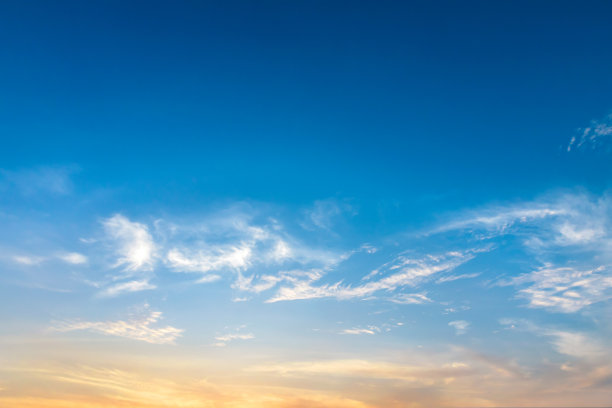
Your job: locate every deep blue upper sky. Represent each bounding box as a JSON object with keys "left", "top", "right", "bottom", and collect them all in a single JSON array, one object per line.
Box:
[{"left": 2, "top": 1, "right": 611, "bottom": 216}]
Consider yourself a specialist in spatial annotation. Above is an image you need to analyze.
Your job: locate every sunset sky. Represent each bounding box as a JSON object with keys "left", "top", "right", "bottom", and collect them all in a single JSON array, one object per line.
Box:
[{"left": 1, "top": 1, "right": 612, "bottom": 407}]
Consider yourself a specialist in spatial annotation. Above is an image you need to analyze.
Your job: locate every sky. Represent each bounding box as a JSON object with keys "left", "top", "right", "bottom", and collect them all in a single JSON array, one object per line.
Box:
[{"left": 1, "top": 1, "right": 612, "bottom": 407}]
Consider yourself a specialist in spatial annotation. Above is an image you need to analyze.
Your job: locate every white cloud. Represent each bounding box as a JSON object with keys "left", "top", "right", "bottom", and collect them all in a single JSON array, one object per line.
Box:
[
  {"left": 432, "top": 192, "right": 611, "bottom": 255},
  {"left": 568, "top": 113, "right": 612, "bottom": 151},
  {"left": 12, "top": 255, "right": 44, "bottom": 265},
  {"left": 161, "top": 211, "right": 341, "bottom": 295},
  {"left": 449, "top": 320, "right": 470, "bottom": 335},
  {"left": 51, "top": 305, "right": 182, "bottom": 345},
  {"left": 269, "top": 239, "right": 292, "bottom": 261},
  {"left": 301, "top": 199, "right": 353, "bottom": 231},
  {"left": 57, "top": 252, "right": 88, "bottom": 265},
  {"left": 213, "top": 330, "right": 254, "bottom": 347},
  {"left": 388, "top": 292, "right": 432, "bottom": 304},
  {"left": 166, "top": 244, "right": 253, "bottom": 274},
  {"left": 215, "top": 333, "right": 255, "bottom": 342},
  {"left": 509, "top": 264, "right": 612, "bottom": 313},
  {"left": 103, "top": 214, "right": 156, "bottom": 272},
  {"left": 432, "top": 192, "right": 612, "bottom": 313},
  {"left": 197, "top": 274, "right": 222, "bottom": 284},
  {"left": 267, "top": 250, "right": 475, "bottom": 303},
  {"left": 10, "top": 252, "right": 87, "bottom": 266},
  {"left": 341, "top": 326, "right": 379, "bottom": 335},
  {"left": 547, "top": 330, "right": 605, "bottom": 359},
  {"left": 99, "top": 279, "right": 156, "bottom": 297},
  {"left": 499, "top": 319, "right": 606, "bottom": 360},
  {"left": 557, "top": 222, "right": 604, "bottom": 245},
  {"left": 436, "top": 273, "right": 480, "bottom": 284},
  {"left": 432, "top": 206, "right": 566, "bottom": 235}
]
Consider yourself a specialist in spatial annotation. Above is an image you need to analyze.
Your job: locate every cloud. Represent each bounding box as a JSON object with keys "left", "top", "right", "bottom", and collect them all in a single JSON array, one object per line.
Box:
[
  {"left": 432, "top": 192, "right": 612, "bottom": 313},
  {"left": 568, "top": 112, "right": 612, "bottom": 151},
  {"left": 57, "top": 252, "right": 88, "bottom": 265},
  {"left": 12, "top": 255, "right": 44, "bottom": 265},
  {"left": 246, "top": 357, "right": 472, "bottom": 384},
  {"left": 448, "top": 320, "right": 470, "bottom": 335},
  {"left": 499, "top": 319, "right": 608, "bottom": 361},
  {"left": 432, "top": 205, "right": 566, "bottom": 235},
  {"left": 0, "top": 165, "right": 77, "bottom": 195},
  {"left": 215, "top": 333, "right": 255, "bottom": 342},
  {"left": 197, "top": 274, "right": 222, "bottom": 284},
  {"left": 213, "top": 329, "right": 254, "bottom": 347},
  {"left": 267, "top": 250, "right": 475, "bottom": 303},
  {"left": 388, "top": 292, "right": 432, "bottom": 304},
  {"left": 436, "top": 273, "right": 480, "bottom": 284},
  {"left": 10, "top": 251, "right": 88, "bottom": 266},
  {"left": 103, "top": 214, "right": 156, "bottom": 272},
  {"left": 98, "top": 279, "right": 156, "bottom": 297},
  {"left": 166, "top": 244, "right": 253, "bottom": 274},
  {"left": 160, "top": 212, "right": 342, "bottom": 294},
  {"left": 301, "top": 199, "right": 354, "bottom": 231},
  {"left": 0, "top": 364, "right": 375, "bottom": 408},
  {"left": 51, "top": 305, "right": 182, "bottom": 345},
  {"left": 547, "top": 330, "right": 606, "bottom": 359},
  {"left": 432, "top": 192, "right": 611, "bottom": 254},
  {"left": 341, "top": 326, "right": 379, "bottom": 335},
  {"left": 508, "top": 264, "right": 612, "bottom": 313}
]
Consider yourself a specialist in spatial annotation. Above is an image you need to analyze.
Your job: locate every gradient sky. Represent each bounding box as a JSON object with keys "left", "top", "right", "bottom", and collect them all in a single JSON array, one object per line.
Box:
[{"left": 1, "top": 1, "right": 612, "bottom": 407}]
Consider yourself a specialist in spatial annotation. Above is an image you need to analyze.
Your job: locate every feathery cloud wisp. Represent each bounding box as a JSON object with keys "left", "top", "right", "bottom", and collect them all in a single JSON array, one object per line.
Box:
[
  {"left": 51, "top": 305, "right": 182, "bottom": 345},
  {"left": 509, "top": 264, "right": 612, "bottom": 313},
  {"left": 103, "top": 214, "right": 156, "bottom": 272},
  {"left": 568, "top": 113, "right": 612, "bottom": 151},
  {"left": 449, "top": 320, "right": 470, "bottom": 335},
  {"left": 267, "top": 250, "right": 475, "bottom": 303}
]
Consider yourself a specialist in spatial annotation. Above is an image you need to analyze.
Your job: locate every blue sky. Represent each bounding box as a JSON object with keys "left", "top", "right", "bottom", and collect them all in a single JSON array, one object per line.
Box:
[{"left": 1, "top": 1, "right": 612, "bottom": 407}]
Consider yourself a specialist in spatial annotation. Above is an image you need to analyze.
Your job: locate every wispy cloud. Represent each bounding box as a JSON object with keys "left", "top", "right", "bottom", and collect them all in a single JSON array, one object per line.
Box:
[
  {"left": 499, "top": 318, "right": 608, "bottom": 360},
  {"left": 0, "top": 364, "right": 377, "bottom": 408},
  {"left": 166, "top": 244, "right": 253, "bottom": 274},
  {"left": 431, "top": 192, "right": 611, "bottom": 254},
  {"left": 57, "top": 252, "right": 88, "bottom": 265},
  {"left": 568, "top": 112, "right": 612, "bottom": 151},
  {"left": 160, "top": 212, "right": 343, "bottom": 294},
  {"left": 12, "top": 255, "right": 45, "bottom": 265},
  {"left": 10, "top": 252, "right": 87, "bottom": 266},
  {"left": 448, "top": 320, "right": 470, "bottom": 335},
  {"left": 388, "top": 292, "right": 432, "bottom": 304},
  {"left": 341, "top": 326, "right": 379, "bottom": 335},
  {"left": 246, "top": 357, "right": 472, "bottom": 383},
  {"left": 436, "top": 273, "right": 480, "bottom": 284},
  {"left": 98, "top": 279, "right": 156, "bottom": 297},
  {"left": 301, "top": 198, "right": 355, "bottom": 231},
  {"left": 547, "top": 330, "right": 606, "bottom": 359},
  {"left": 432, "top": 205, "right": 566, "bottom": 235},
  {"left": 0, "top": 165, "right": 77, "bottom": 196},
  {"left": 213, "top": 327, "right": 254, "bottom": 347},
  {"left": 508, "top": 264, "right": 612, "bottom": 313},
  {"left": 433, "top": 192, "right": 612, "bottom": 314},
  {"left": 267, "top": 250, "right": 475, "bottom": 303},
  {"left": 103, "top": 214, "right": 156, "bottom": 272},
  {"left": 51, "top": 305, "right": 182, "bottom": 344}
]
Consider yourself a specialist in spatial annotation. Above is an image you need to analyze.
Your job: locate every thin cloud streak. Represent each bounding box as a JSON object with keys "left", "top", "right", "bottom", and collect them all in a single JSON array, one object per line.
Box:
[
  {"left": 267, "top": 250, "right": 476, "bottom": 303},
  {"left": 51, "top": 305, "right": 182, "bottom": 345},
  {"left": 568, "top": 112, "right": 612, "bottom": 151}
]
